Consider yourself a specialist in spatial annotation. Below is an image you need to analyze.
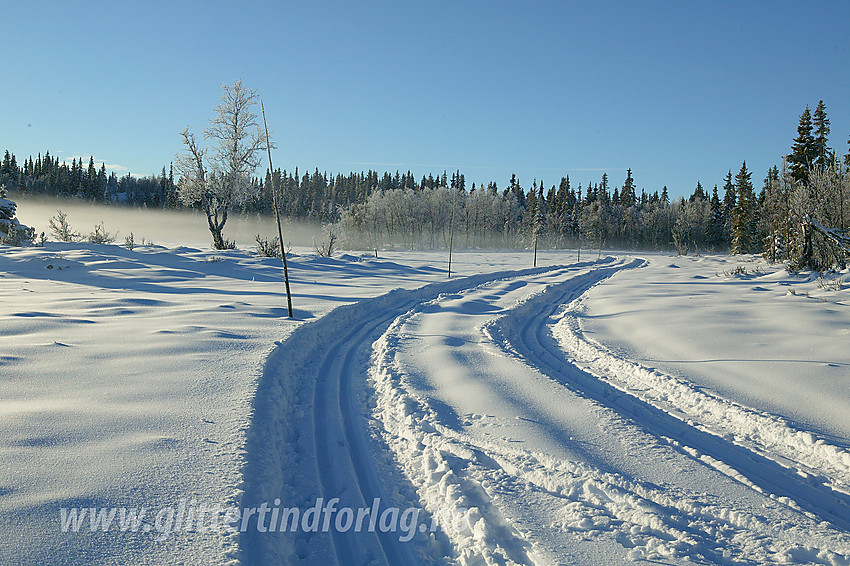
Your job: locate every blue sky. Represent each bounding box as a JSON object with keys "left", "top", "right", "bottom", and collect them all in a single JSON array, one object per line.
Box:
[{"left": 2, "top": 1, "right": 848, "bottom": 198}]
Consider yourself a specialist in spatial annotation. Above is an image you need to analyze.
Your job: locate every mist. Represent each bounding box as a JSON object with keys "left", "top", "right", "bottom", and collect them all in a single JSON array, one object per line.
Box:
[{"left": 10, "top": 192, "right": 326, "bottom": 250}]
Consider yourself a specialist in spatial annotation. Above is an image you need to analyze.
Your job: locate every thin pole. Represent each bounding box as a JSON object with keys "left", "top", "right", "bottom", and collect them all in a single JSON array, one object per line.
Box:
[
  {"left": 533, "top": 231, "right": 538, "bottom": 267},
  {"left": 261, "top": 101, "right": 294, "bottom": 319},
  {"left": 447, "top": 190, "right": 455, "bottom": 278},
  {"left": 576, "top": 233, "right": 581, "bottom": 263}
]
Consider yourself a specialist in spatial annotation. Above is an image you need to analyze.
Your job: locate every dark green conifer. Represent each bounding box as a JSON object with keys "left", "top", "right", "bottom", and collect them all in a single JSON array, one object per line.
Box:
[
  {"left": 731, "top": 161, "right": 756, "bottom": 254},
  {"left": 789, "top": 105, "right": 816, "bottom": 184}
]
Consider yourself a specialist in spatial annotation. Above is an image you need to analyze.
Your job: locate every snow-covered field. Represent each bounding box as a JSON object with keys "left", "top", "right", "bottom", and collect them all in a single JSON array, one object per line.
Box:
[{"left": 3, "top": 206, "right": 850, "bottom": 565}]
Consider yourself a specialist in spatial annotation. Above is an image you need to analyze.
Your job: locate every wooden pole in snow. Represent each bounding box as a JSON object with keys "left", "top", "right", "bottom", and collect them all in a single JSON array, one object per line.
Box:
[
  {"left": 261, "top": 101, "right": 294, "bottom": 319},
  {"left": 533, "top": 232, "right": 538, "bottom": 267},
  {"left": 447, "top": 189, "right": 455, "bottom": 278}
]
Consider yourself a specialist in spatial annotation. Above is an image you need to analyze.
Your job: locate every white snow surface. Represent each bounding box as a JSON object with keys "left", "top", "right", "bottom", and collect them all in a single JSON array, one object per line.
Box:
[{"left": 3, "top": 236, "right": 850, "bottom": 565}]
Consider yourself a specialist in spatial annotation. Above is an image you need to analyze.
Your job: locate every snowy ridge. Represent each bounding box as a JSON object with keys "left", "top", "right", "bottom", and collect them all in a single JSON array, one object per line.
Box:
[
  {"left": 555, "top": 281, "right": 850, "bottom": 499},
  {"left": 7, "top": 240, "right": 850, "bottom": 565}
]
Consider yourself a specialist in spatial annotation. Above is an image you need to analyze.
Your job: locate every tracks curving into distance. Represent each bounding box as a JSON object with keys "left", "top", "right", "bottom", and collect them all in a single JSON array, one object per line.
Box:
[
  {"left": 241, "top": 263, "right": 575, "bottom": 565},
  {"left": 488, "top": 257, "right": 850, "bottom": 532},
  {"left": 243, "top": 255, "right": 850, "bottom": 565},
  {"left": 311, "top": 301, "right": 422, "bottom": 565}
]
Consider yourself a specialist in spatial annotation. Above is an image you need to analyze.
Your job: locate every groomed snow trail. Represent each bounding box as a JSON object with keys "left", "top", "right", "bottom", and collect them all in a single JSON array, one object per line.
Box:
[
  {"left": 243, "top": 257, "right": 850, "bottom": 565},
  {"left": 556, "top": 291, "right": 850, "bottom": 516},
  {"left": 240, "top": 263, "right": 569, "bottom": 565},
  {"left": 370, "top": 258, "right": 850, "bottom": 564},
  {"left": 490, "top": 260, "right": 850, "bottom": 530}
]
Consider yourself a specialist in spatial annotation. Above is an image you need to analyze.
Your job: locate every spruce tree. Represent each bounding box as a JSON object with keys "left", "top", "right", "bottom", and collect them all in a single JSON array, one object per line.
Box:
[
  {"left": 731, "top": 161, "right": 756, "bottom": 254},
  {"left": 709, "top": 185, "right": 724, "bottom": 249},
  {"left": 721, "top": 171, "right": 736, "bottom": 248},
  {"left": 620, "top": 169, "right": 636, "bottom": 207},
  {"left": 813, "top": 100, "right": 831, "bottom": 169},
  {"left": 1, "top": 151, "right": 12, "bottom": 175},
  {"left": 691, "top": 181, "right": 706, "bottom": 202},
  {"left": 789, "top": 105, "right": 817, "bottom": 184}
]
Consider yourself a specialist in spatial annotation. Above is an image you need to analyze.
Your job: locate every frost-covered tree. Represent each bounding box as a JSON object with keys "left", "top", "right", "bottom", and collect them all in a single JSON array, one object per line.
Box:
[
  {"left": 0, "top": 184, "right": 33, "bottom": 245},
  {"left": 672, "top": 191, "right": 712, "bottom": 255},
  {"left": 47, "top": 209, "right": 79, "bottom": 242},
  {"left": 845, "top": 135, "right": 850, "bottom": 168},
  {"left": 782, "top": 161, "right": 849, "bottom": 271},
  {"left": 760, "top": 165, "right": 790, "bottom": 263},
  {"left": 175, "top": 80, "right": 267, "bottom": 249}
]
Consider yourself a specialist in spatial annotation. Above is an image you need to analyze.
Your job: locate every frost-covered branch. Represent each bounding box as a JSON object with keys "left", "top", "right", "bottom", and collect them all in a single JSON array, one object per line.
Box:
[{"left": 808, "top": 215, "right": 850, "bottom": 255}]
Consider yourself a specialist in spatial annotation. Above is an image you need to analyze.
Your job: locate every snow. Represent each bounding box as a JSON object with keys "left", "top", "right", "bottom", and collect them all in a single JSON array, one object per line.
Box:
[
  {"left": 3, "top": 211, "right": 850, "bottom": 566},
  {"left": 369, "top": 257, "right": 850, "bottom": 564},
  {"left": 574, "top": 255, "right": 850, "bottom": 468},
  {"left": 0, "top": 240, "right": 450, "bottom": 565}
]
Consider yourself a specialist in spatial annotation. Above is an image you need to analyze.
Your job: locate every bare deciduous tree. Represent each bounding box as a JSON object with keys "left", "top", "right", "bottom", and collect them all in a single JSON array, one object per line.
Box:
[{"left": 175, "top": 80, "right": 267, "bottom": 249}]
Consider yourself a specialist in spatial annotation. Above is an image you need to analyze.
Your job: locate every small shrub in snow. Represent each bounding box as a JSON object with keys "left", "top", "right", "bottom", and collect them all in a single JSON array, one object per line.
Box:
[
  {"left": 48, "top": 209, "right": 79, "bottom": 242},
  {"left": 255, "top": 234, "right": 292, "bottom": 258},
  {"left": 816, "top": 275, "right": 842, "bottom": 292},
  {"left": 722, "top": 264, "right": 764, "bottom": 278},
  {"left": 87, "top": 222, "right": 116, "bottom": 244},
  {"left": 124, "top": 232, "right": 135, "bottom": 250},
  {"left": 255, "top": 234, "right": 281, "bottom": 257},
  {"left": 314, "top": 223, "right": 338, "bottom": 257}
]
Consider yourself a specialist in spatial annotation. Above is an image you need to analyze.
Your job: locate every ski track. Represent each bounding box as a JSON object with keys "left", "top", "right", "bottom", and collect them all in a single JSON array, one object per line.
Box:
[
  {"left": 240, "top": 264, "right": 571, "bottom": 565},
  {"left": 556, "top": 289, "right": 850, "bottom": 502},
  {"left": 483, "top": 258, "right": 850, "bottom": 561},
  {"left": 242, "top": 256, "right": 850, "bottom": 565},
  {"left": 507, "top": 260, "right": 850, "bottom": 530}
]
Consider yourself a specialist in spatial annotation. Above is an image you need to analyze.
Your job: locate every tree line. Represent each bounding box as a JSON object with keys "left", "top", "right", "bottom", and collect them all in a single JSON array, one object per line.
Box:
[
  {"left": 0, "top": 151, "right": 181, "bottom": 209},
  {"left": 2, "top": 99, "right": 848, "bottom": 270}
]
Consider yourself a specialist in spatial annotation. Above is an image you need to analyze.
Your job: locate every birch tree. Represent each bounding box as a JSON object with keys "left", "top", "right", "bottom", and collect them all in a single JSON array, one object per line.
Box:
[{"left": 176, "top": 80, "right": 267, "bottom": 249}]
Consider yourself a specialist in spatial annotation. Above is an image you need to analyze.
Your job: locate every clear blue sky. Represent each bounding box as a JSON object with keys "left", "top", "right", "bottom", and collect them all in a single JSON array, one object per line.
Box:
[{"left": 2, "top": 0, "right": 848, "bottom": 198}]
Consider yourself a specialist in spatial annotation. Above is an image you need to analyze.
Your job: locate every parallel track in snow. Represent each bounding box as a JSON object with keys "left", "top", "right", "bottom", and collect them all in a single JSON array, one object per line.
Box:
[
  {"left": 244, "top": 257, "right": 850, "bottom": 565},
  {"left": 242, "top": 263, "right": 576, "bottom": 565},
  {"left": 489, "top": 258, "right": 850, "bottom": 533},
  {"left": 312, "top": 300, "right": 422, "bottom": 566}
]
